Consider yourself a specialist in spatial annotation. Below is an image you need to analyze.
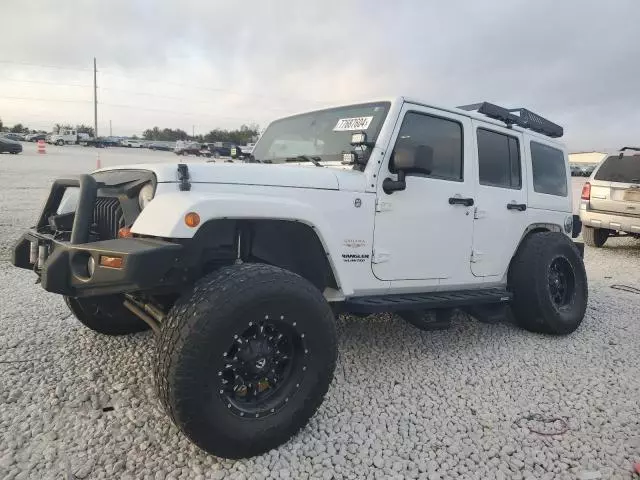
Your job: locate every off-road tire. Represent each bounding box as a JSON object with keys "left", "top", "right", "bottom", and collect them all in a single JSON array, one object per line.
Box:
[
  {"left": 509, "top": 232, "right": 588, "bottom": 335},
  {"left": 398, "top": 309, "right": 453, "bottom": 331},
  {"left": 155, "top": 263, "right": 337, "bottom": 458},
  {"left": 583, "top": 226, "right": 609, "bottom": 248},
  {"left": 64, "top": 295, "right": 150, "bottom": 335}
]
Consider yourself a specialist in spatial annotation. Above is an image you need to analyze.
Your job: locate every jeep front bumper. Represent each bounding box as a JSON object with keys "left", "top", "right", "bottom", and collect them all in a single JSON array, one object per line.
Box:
[
  {"left": 11, "top": 173, "right": 184, "bottom": 297},
  {"left": 12, "top": 232, "right": 183, "bottom": 297}
]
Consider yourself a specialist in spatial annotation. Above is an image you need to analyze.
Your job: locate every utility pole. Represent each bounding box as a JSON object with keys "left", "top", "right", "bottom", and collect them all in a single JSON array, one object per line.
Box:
[
  {"left": 109, "top": 119, "right": 112, "bottom": 137},
  {"left": 93, "top": 57, "right": 98, "bottom": 139}
]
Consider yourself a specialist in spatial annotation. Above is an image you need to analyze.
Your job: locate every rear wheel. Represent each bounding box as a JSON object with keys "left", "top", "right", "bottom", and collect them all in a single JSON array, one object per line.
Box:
[
  {"left": 56, "top": 140, "right": 64, "bottom": 146},
  {"left": 155, "top": 264, "right": 337, "bottom": 458},
  {"left": 64, "top": 295, "right": 150, "bottom": 335},
  {"left": 509, "top": 232, "right": 587, "bottom": 335},
  {"left": 583, "top": 226, "right": 609, "bottom": 247}
]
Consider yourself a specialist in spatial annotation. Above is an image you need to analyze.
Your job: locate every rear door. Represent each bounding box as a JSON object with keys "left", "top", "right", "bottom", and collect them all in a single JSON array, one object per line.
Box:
[
  {"left": 470, "top": 123, "right": 528, "bottom": 277},
  {"left": 589, "top": 154, "right": 640, "bottom": 215}
]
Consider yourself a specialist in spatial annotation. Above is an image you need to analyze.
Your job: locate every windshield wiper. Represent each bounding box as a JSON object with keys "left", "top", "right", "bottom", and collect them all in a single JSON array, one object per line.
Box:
[{"left": 286, "top": 155, "right": 323, "bottom": 167}]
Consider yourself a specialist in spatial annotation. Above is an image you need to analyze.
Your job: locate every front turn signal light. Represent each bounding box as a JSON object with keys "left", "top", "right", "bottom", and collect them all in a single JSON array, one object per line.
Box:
[
  {"left": 185, "top": 212, "right": 200, "bottom": 228},
  {"left": 99, "top": 255, "right": 124, "bottom": 269},
  {"left": 118, "top": 227, "right": 133, "bottom": 238}
]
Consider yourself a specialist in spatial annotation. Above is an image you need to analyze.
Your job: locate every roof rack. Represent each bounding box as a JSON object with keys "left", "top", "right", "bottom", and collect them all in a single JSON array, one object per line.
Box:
[
  {"left": 618, "top": 147, "right": 640, "bottom": 158},
  {"left": 458, "top": 102, "right": 563, "bottom": 138}
]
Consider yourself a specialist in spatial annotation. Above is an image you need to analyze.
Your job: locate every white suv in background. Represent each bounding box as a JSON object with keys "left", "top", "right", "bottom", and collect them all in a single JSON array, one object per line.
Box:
[{"left": 580, "top": 147, "right": 640, "bottom": 247}]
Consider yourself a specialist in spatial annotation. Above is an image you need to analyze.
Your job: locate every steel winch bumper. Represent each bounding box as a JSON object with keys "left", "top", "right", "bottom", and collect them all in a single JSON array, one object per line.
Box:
[{"left": 11, "top": 174, "right": 184, "bottom": 297}]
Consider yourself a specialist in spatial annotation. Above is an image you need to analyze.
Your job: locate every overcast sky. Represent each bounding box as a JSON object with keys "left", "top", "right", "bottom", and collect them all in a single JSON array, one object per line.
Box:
[{"left": 2, "top": 0, "right": 639, "bottom": 150}]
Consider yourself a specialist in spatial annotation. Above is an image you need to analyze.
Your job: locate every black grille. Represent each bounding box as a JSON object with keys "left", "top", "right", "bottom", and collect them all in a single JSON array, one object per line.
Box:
[{"left": 92, "top": 197, "right": 125, "bottom": 240}]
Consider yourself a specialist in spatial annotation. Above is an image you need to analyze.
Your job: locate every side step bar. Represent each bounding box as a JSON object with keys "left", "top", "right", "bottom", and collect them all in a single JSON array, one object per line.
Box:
[{"left": 344, "top": 288, "right": 512, "bottom": 314}]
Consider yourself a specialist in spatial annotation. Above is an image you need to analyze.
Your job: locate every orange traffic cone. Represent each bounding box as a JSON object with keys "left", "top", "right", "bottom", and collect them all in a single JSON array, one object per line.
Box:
[{"left": 37, "top": 139, "right": 46, "bottom": 154}]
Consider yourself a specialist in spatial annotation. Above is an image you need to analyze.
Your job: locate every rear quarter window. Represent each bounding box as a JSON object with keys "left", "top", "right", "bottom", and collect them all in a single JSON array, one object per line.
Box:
[
  {"left": 594, "top": 155, "right": 640, "bottom": 183},
  {"left": 530, "top": 141, "right": 567, "bottom": 196}
]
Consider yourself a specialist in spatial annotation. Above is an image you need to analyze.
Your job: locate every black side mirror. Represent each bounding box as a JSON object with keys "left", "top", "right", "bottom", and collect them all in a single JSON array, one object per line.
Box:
[{"left": 383, "top": 146, "right": 433, "bottom": 194}]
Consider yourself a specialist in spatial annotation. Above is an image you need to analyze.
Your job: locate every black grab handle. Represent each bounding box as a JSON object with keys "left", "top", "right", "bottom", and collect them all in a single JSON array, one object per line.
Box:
[
  {"left": 448, "top": 197, "right": 474, "bottom": 207},
  {"left": 507, "top": 203, "right": 527, "bottom": 211}
]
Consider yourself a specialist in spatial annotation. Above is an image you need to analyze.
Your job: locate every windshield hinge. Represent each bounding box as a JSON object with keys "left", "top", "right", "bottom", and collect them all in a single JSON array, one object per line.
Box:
[
  {"left": 177, "top": 164, "right": 191, "bottom": 191},
  {"left": 471, "top": 249, "right": 484, "bottom": 263},
  {"left": 375, "top": 198, "right": 392, "bottom": 213},
  {"left": 372, "top": 248, "right": 391, "bottom": 264}
]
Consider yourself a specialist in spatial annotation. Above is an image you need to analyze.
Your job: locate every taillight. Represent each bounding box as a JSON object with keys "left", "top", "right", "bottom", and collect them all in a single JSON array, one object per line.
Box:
[{"left": 581, "top": 182, "right": 591, "bottom": 200}]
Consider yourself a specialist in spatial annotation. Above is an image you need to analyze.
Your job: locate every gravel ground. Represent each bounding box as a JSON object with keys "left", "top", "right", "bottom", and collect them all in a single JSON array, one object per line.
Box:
[{"left": 1, "top": 145, "right": 639, "bottom": 480}]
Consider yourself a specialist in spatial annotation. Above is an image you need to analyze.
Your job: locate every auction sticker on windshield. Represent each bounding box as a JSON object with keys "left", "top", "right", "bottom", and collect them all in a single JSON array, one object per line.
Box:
[{"left": 333, "top": 116, "right": 373, "bottom": 131}]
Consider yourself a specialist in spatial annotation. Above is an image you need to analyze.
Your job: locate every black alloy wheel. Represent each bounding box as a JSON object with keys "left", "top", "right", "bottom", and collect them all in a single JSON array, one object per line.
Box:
[
  {"left": 219, "top": 316, "right": 307, "bottom": 418},
  {"left": 548, "top": 257, "right": 575, "bottom": 308}
]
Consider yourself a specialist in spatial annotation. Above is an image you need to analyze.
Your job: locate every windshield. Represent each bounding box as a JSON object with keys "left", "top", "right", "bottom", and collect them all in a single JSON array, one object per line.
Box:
[{"left": 252, "top": 102, "right": 390, "bottom": 164}]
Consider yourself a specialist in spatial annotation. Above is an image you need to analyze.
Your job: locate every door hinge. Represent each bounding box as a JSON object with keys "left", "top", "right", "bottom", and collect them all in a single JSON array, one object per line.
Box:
[
  {"left": 372, "top": 249, "right": 391, "bottom": 264},
  {"left": 375, "top": 198, "right": 392, "bottom": 213},
  {"left": 471, "top": 249, "right": 484, "bottom": 263},
  {"left": 473, "top": 207, "right": 486, "bottom": 219}
]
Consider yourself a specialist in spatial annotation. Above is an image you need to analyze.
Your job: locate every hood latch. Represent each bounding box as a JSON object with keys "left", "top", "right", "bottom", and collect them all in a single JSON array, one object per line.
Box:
[{"left": 177, "top": 164, "right": 191, "bottom": 191}]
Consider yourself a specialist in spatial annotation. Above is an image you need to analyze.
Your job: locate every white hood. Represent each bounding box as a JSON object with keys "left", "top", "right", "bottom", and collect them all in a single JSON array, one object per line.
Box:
[{"left": 97, "top": 162, "right": 368, "bottom": 192}]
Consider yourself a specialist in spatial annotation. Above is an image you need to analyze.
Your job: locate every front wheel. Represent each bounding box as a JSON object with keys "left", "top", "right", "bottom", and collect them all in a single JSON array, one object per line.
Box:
[
  {"left": 509, "top": 232, "right": 588, "bottom": 335},
  {"left": 64, "top": 295, "right": 150, "bottom": 335},
  {"left": 155, "top": 264, "right": 337, "bottom": 458},
  {"left": 56, "top": 140, "right": 64, "bottom": 146}
]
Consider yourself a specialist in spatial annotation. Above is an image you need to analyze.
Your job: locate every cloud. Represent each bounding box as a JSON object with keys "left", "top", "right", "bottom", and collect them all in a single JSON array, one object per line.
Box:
[{"left": 1, "top": 0, "right": 639, "bottom": 150}]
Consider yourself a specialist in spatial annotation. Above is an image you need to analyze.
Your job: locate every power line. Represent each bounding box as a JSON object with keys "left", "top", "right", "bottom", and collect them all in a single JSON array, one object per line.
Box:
[
  {"left": 0, "top": 95, "right": 91, "bottom": 104},
  {"left": 0, "top": 59, "right": 331, "bottom": 107},
  {"left": 0, "top": 75, "right": 323, "bottom": 112},
  {"left": 0, "top": 77, "right": 92, "bottom": 88},
  {"left": 0, "top": 59, "right": 92, "bottom": 72},
  {"left": 0, "top": 95, "right": 263, "bottom": 122}
]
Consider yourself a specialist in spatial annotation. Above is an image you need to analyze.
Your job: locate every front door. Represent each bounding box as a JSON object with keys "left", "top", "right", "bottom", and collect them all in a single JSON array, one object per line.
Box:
[
  {"left": 372, "top": 105, "right": 475, "bottom": 281},
  {"left": 470, "top": 122, "right": 528, "bottom": 277}
]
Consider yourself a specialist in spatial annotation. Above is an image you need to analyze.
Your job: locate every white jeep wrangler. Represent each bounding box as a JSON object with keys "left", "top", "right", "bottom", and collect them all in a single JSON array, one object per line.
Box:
[{"left": 12, "top": 98, "right": 587, "bottom": 459}]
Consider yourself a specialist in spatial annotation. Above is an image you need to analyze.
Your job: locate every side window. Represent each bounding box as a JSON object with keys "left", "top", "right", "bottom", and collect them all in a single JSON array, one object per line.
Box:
[
  {"left": 477, "top": 128, "right": 521, "bottom": 189},
  {"left": 392, "top": 112, "right": 463, "bottom": 181},
  {"left": 530, "top": 141, "right": 568, "bottom": 196}
]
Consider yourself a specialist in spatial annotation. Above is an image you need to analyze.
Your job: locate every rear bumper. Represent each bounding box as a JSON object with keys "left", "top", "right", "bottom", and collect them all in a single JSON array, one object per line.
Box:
[
  {"left": 580, "top": 208, "right": 640, "bottom": 234},
  {"left": 12, "top": 231, "right": 183, "bottom": 297}
]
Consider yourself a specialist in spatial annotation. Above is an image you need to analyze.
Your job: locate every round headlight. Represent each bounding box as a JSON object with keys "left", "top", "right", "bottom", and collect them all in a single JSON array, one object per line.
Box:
[{"left": 138, "top": 183, "right": 155, "bottom": 210}]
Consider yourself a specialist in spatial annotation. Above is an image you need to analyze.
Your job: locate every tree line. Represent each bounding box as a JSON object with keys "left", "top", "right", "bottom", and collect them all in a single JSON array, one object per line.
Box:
[
  {"left": 1, "top": 117, "right": 259, "bottom": 145},
  {"left": 0, "top": 118, "right": 95, "bottom": 137},
  {"left": 142, "top": 124, "right": 260, "bottom": 144}
]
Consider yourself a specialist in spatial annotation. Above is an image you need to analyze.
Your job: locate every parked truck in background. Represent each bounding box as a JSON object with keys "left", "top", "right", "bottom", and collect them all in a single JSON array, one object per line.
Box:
[{"left": 48, "top": 129, "right": 91, "bottom": 146}]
